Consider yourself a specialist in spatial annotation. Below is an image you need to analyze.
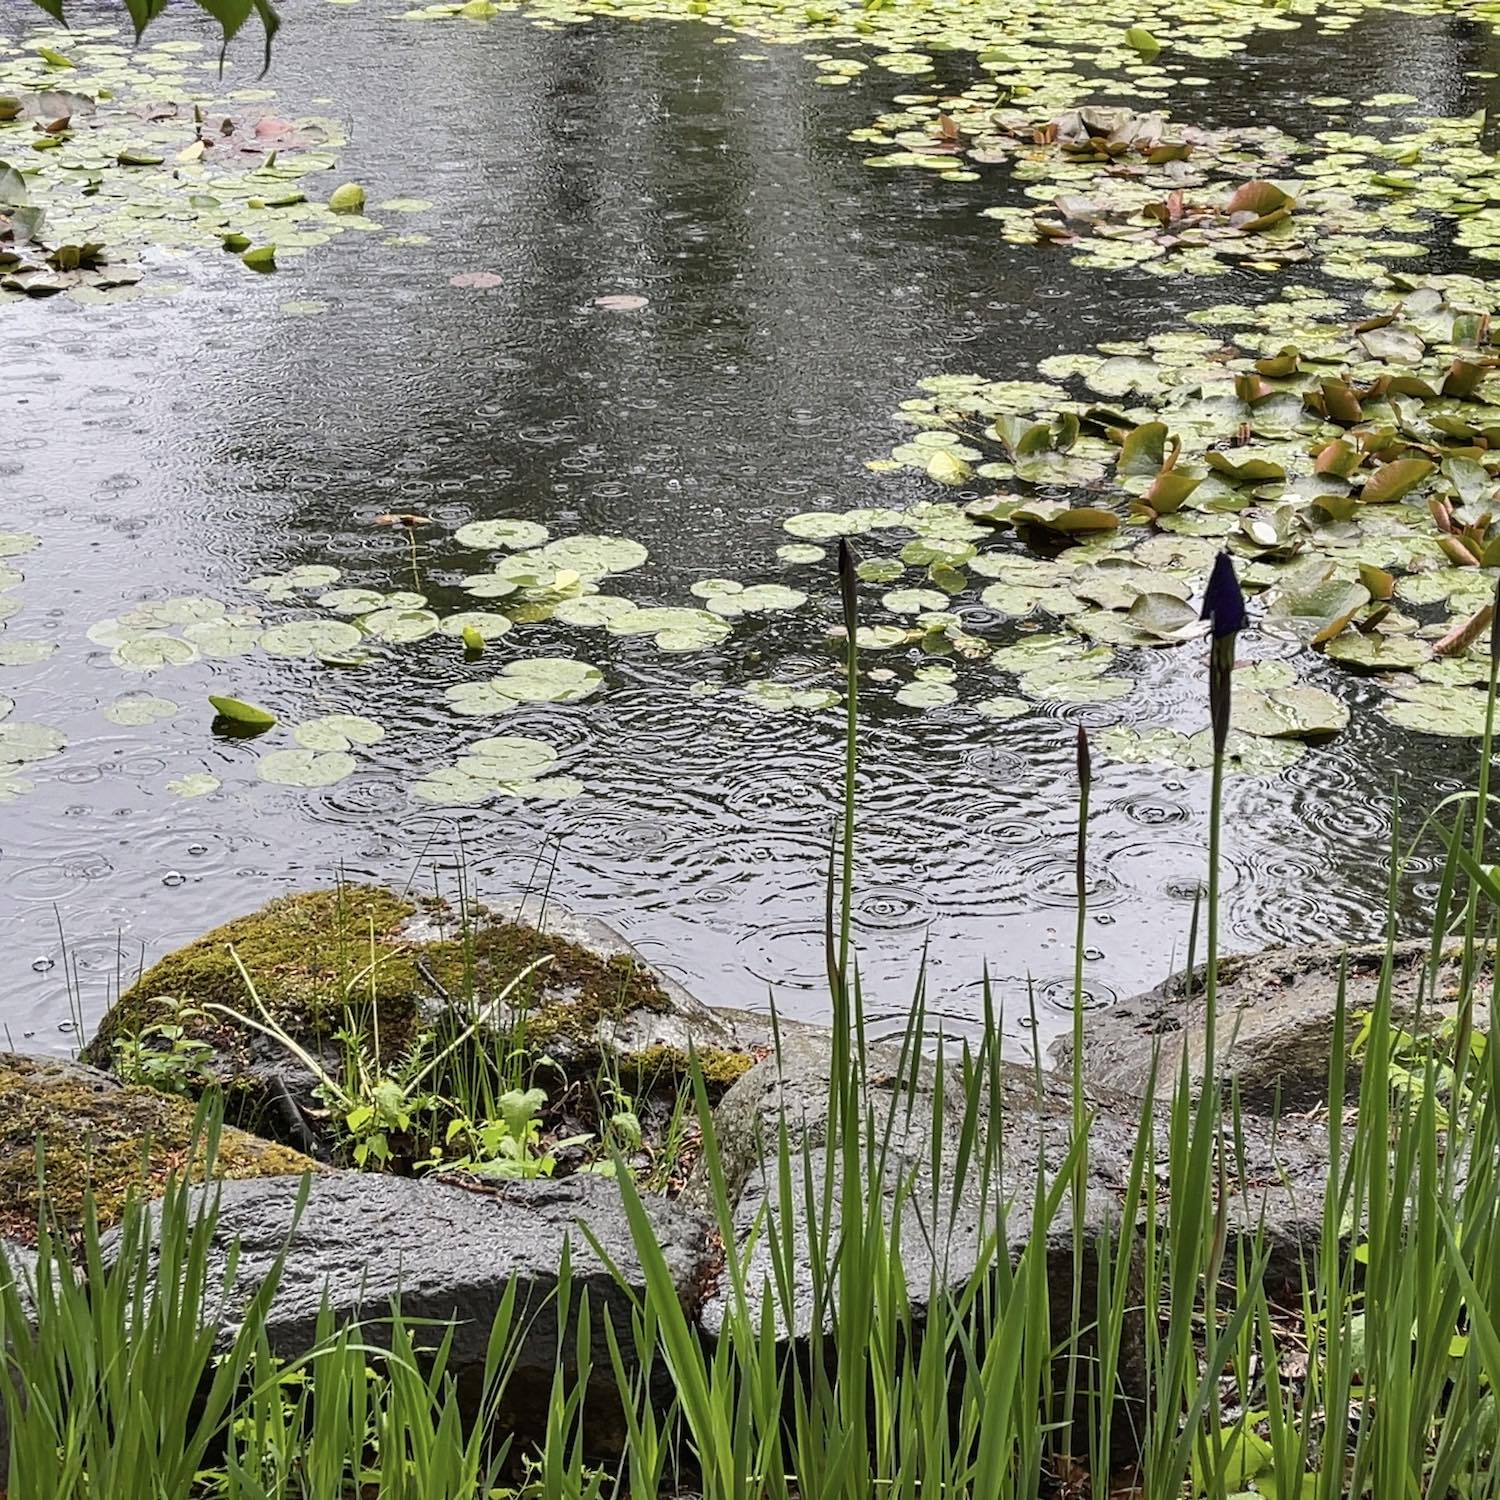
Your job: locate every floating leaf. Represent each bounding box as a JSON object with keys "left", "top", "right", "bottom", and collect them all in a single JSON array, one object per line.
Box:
[
  {"left": 257, "top": 748, "right": 357, "bottom": 788},
  {"left": 1224, "top": 180, "right": 1293, "bottom": 218},
  {"left": 112, "top": 635, "right": 199, "bottom": 671},
  {"left": 1118, "top": 421, "right": 1168, "bottom": 476},
  {"left": 895, "top": 678, "right": 959, "bottom": 708},
  {"left": 744, "top": 680, "right": 841, "bottom": 710},
  {"left": 778, "top": 544, "right": 826, "bottom": 564},
  {"left": 884, "top": 587, "right": 950, "bottom": 615},
  {"left": 260, "top": 620, "right": 364, "bottom": 658},
  {"left": 454, "top": 519, "right": 550, "bottom": 550},
  {"left": 103, "top": 694, "right": 178, "bottom": 726},
  {"left": 241, "top": 245, "right": 277, "bottom": 272},
  {"left": 540, "top": 535, "right": 649, "bottom": 577},
  {"left": 167, "top": 772, "right": 220, "bottom": 798},
  {"left": 1381, "top": 683, "right": 1492, "bottom": 737},
  {"left": 460, "top": 735, "right": 559, "bottom": 778},
  {"left": 359, "top": 607, "right": 441, "bottom": 643},
  {"left": 1233, "top": 684, "right": 1349, "bottom": 740},
  {"left": 1362, "top": 458, "right": 1434, "bottom": 505},
  {"left": 1127, "top": 591, "right": 1202, "bottom": 640},
  {"left": 446, "top": 657, "right": 603, "bottom": 713},
  {"left": 0, "top": 720, "right": 66, "bottom": 765},
  {"left": 926, "top": 449, "right": 973, "bottom": 486},
  {"left": 294, "top": 714, "right": 385, "bottom": 751},
  {"left": 209, "top": 695, "right": 277, "bottom": 729},
  {"left": 974, "top": 694, "right": 1029, "bottom": 720}
]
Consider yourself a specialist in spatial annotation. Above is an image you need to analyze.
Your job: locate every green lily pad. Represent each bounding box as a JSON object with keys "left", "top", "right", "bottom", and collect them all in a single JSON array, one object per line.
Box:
[
  {"left": 895, "top": 678, "right": 959, "bottom": 708},
  {"left": 257, "top": 748, "right": 358, "bottom": 787},
  {"left": 1127, "top": 591, "right": 1202, "bottom": 640},
  {"left": 458, "top": 735, "right": 559, "bottom": 778},
  {"left": 706, "top": 583, "right": 808, "bottom": 617},
  {"left": 853, "top": 625, "right": 909, "bottom": 649},
  {"left": 0, "top": 720, "right": 65, "bottom": 765},
  {"left": 1323, "top": 633, "right": 1430, "bottom": 671},
  {"left": 167, "top": 772, "right": 221, "bottom": 798},
  {"left": 1233, "top": 684, "right": 1349, "bottom": 740},
  {"left": 974, "top": 694, "right": 1030, "bottom": 720},
  {"left": 539, "top": 535, "right": 648, "bottom": 577},
  {"left": 119, "top": 596, "right": 226, "bottom": 629},
  {"left": 183, "top": 618, "right": 264, "bottom": 657},
  {"left": 553, "top": 596, "right": 639, "bottom": 628},
  {"left": 0, "top": 641, "right": 58, "bottom": 666},
  {"left": 777, "top": 544, "right": 826, "bottom": 564},
  {"left": 260, "top": 619, "right": 365, "bottom": 658},
  {"left": 358, "top": 607, "right": 441, "bottom": 643},
  {"left": 884, "top": 587, "right": 951, "bottom": 615},
  {"left": 606, "top": 607, "right": 730, "bottom": 650},
  {"left": 318, "top": 588, "right": 400, "bottom": 615},
  {"left": 112, "top": 635, "right": 199, "bottom": 671},
  {"left": 744, "top": 680, "right": 841, "bottom": 710},
  {"left": 1381, "top": 683, "right": 1493, "bottom": 737},
  {"left": 294, "top": 714, "right": 385, "bottom": 751},
  {"left": 0, "top": 533, "right": 40, "bottom": 558},
  {"left": 454, "top": 519, "right": 551, "bottom": 550},
  {"left": 103, "top": 693, "right": 178, "bottom": 726},
  {"left": 446, "top": 656, "right": 604, "bottom": 713},
  {"left": 439, "top": 610, "right": 514, "bottom": 640},
  {"left": 209, "top": 695, "right": 277, "bottom": 729}
]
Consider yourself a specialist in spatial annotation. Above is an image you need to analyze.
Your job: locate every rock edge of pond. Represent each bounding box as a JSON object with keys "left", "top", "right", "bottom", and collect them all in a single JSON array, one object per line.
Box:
[{"left": 2, "top": 888, "right": 1363, "bottom": 1462}]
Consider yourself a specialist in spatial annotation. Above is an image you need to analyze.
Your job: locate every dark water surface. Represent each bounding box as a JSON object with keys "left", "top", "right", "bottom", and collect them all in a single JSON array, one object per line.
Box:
[{"left": 1, "top": 0, "right": 1487, "bottom": 1049}]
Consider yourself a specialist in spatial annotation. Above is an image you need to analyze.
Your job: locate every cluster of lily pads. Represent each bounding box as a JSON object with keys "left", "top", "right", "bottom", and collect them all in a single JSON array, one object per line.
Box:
[
  {"left": 0, "top": 25, "right": 397, "bottom": 303},
  {"left": 40, "top": 504, "right": 831, "bottom": 801},
  {"left": 769, "top": 268, "right": 1500, "bottom": 765}
]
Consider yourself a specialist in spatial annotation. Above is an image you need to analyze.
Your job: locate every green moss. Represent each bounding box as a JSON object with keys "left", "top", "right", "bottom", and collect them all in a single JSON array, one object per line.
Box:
[
  {"left": 82, "top": 885, "right": 423, "bottom": 1070},
  {"left": 0, "top": 1054, "right": 318, "bottom": 1244},
  {"left": 419, "top": 920, "right": 672, "bottom": 1046},
  {"left": 622, "top": 1043, "right": 755, "bottom": 1093}
]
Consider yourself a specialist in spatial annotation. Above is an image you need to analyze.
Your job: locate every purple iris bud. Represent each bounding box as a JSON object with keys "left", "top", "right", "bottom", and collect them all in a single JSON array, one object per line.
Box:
[{"left": 1201, "top": 551, "right": 1247, "bottom": 639}]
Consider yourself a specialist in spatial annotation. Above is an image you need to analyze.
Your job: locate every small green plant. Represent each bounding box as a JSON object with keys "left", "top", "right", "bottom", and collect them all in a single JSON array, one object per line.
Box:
[
  {"left": 424, "top": 1086, "right": 590, "bottom": 1179},
  {"left": 111, "top": 999, "right": 215, "bottom": 1095}
]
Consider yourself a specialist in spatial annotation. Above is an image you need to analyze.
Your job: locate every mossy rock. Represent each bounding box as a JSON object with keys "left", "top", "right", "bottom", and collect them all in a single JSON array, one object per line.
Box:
[
  {"left": 82, "top": 886, "right": 755, "bottom": 1132},
  {"left": 0, "top": 1052, "right": 319, "bottom": 1245},
  {"left": 81, "top": 885, "right": 423, "bottom": 1077}
]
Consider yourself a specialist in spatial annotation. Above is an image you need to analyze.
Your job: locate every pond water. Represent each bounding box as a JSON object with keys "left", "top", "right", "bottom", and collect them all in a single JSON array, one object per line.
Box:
[{"left": 2, "top": 0, "right": 1495, "bottom": 1051}]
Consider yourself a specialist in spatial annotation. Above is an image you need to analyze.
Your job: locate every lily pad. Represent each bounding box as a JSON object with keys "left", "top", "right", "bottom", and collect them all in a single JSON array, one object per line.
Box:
[
  {"left": 1323, "top": 633, "right": 1430, "bottom": 671},
  {"left": 103, "top": 693, "right": 178, "bottom": 726},
  {"left": 454, "top": 519, "right": 551, "bottom": 550},
  {"left": 1233, "top": 684, "right": 1349, "bottom": 740},
  {"left": 744, "top": 680, "right": 841, "bottom": 710},
  {"left": 1381, "top": 683, "right": 1492, "bottom": 737},
  {"left": 439, "top": 610, "right": 514, "bottom": 640},
  {"left": 167, "top": 772, "right": 221, "bottom": 798},
  {"left": 358, "top": 607, "right": 441, "bottom": 643},
  {"left": 0, "top": 720, "right": 65, "bottom": 764},
  {"left": 446, "top": 656, "right": 604, "bottom": 713},
  {"left": 112, "top": 635, "right": 199, "bottom": 671},
  {"left": 294, "top": 714, "right": 385, "bottom": 751},
  {"left": 540, "top": 535, "right": 648, "bottom": 577},
  {"left": 257, "top": 748, "right": 358, "bottom": 787},
  {"left": 260, "top": 619, "right": 364, "bottom": 658}
]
